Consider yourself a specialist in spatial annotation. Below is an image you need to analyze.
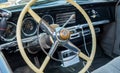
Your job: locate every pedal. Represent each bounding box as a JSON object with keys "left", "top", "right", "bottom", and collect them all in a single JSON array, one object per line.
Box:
[{"left": 34, "top": 56, "right": 40, "bottom": 68}]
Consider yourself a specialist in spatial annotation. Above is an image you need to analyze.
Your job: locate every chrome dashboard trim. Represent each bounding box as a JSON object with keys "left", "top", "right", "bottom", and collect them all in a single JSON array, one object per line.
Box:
[{"left": 66, "top": 20, "right": 110, "bottom": 29}]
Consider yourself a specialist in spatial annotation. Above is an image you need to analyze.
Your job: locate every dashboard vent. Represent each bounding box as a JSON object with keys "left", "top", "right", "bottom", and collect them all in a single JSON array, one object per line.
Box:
[{"left": 56, "top": 12, "right": 76, "bottom": 26}]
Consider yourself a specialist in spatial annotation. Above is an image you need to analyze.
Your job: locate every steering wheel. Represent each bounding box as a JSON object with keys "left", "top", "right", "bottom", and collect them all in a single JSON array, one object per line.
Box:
[{"left": 16, "top": 0, "right": 96, "bottom": 73}]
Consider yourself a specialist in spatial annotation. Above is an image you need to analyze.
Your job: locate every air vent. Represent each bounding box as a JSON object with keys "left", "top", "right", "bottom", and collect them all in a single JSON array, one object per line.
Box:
[{"left": 56, "top": 12, "right": 76, "bottom": 26}]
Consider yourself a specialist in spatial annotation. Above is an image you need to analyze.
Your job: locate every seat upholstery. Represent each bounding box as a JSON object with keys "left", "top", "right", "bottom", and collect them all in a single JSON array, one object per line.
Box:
[{"left": 92, "top": 56, "right": 120, "bottom": 73}]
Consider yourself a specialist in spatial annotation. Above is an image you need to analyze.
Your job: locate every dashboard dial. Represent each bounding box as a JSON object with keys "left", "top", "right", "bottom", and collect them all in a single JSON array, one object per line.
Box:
[
  {"left": 0, "top": 22, "right": 16, "bottom": 42},
  {"left": 42, "top": 14, "right": 54, "bottom": 25},
  {"left": 22, "top": 17, "right": 37, "bottom": 37}
]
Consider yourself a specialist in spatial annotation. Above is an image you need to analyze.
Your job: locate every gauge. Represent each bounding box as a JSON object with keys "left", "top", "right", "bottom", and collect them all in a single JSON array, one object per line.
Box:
[
  {"left": 22, "top": 17, "right": 37, "bottom": 37},
  {"left": 0, "top": 22, "right": 16, "bottom": 42},
  {"left": 42, "top": 14, "right": 54, "bottom": 25}
]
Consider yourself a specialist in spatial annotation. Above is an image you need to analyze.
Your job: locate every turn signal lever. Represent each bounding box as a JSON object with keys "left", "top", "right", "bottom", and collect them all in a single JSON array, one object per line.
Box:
[{"left": 0, "top": 9, "right": 12, "bottom": 35}]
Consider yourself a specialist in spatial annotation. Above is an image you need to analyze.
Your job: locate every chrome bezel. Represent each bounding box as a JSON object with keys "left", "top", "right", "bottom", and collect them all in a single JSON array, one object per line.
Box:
[
  {"left": 22, "top": 17, "right": 37, "bottom": 37},
  {"left": 42, "top": 14, "right": 54, "bottom": 24},
  {"left": 0, "top": 21, "right": 16, "bottom": 42}
]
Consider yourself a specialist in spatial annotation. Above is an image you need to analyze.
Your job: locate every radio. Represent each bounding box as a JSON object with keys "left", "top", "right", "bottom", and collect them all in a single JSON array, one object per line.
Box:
[{"left": 66, "top": 25, "right": 100, "bottom": 40}]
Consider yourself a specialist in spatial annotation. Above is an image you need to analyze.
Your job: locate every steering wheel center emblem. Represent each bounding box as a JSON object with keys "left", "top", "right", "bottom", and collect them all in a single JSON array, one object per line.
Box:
[{"left": 59, "top": 29, "right": 70, "bottom": 40}]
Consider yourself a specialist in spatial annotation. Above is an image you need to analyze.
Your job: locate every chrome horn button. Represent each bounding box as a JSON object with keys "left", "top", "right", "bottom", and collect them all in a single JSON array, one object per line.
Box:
[
  {"left": 55, "top": 27, "right": 70, "bottom": 41},
  {"left": 59, "top": 28, "right": 70, "bottom": 40}
]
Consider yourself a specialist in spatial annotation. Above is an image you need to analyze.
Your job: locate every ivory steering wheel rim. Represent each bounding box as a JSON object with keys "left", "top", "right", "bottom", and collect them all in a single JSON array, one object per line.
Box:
[{"left": 16, "top": 0, "right": 96, "bottom": 73}]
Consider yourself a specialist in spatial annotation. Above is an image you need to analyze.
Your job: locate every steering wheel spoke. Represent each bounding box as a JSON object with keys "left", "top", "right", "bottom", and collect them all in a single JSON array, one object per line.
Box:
[
  {"left": 62, "top": 41, "right": 90, "bottom": 61},
  {"left": 39, "top": 40, "right": 59, "bottom": 72},
  {"left": 40, "top": 20, "right": 55, "bottom": 35},
  {"left": 48, "top": 40, "right": 59, "bottom": 57},
  {"left": 28, "top": 8, "right": 54, "bottom": 35},
  {"left": 62, "top": 41, "right": 80, "bottom": 54}
]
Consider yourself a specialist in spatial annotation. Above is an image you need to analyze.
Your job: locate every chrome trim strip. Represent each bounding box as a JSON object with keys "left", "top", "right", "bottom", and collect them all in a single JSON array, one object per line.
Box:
[
  {"left": 66, "top": 20, "right": 110, "bottom": 29},
  {"left": 80, "top": 20, "right": 110, "bottom": 28}
]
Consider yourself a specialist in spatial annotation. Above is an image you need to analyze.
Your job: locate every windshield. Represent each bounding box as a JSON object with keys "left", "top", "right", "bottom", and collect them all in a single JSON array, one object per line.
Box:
[{"left": 0, "top": 0, "right": 114, "bottom": 8}]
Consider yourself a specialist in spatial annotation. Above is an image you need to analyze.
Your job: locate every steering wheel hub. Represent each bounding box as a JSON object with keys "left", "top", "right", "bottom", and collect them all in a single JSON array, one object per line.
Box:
[{"left": 59, "top": 28, "right": 70, "bottom": 40}]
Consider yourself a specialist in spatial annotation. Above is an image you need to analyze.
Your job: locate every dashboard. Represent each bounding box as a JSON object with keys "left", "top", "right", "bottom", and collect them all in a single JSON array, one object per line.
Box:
[
  {"left": 0, "top": 1, "right": 116, "bottom": 72},
  {"left": 0, "top": 2, "right": 114, "bottom": 46}
]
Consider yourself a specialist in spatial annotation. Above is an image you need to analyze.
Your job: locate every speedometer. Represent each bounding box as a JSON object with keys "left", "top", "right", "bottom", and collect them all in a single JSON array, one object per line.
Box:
[
  {"left": 22, "top": 17, "right": 37, "bottom": 37},
  {"left": 0, "top": 22, "right": 16, "bottom": 42}
]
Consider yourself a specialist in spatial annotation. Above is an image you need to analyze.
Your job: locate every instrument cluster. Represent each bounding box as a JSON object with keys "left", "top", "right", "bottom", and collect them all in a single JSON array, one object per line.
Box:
[
  {"left": 0, "top": 5, "right": 77, "bottom": 42},
  {"left": 0, "top": 13, "right": 56, "bottom": 42},
  {"left": 0, "top": 10, "right": 77, "bottom": 42}
]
